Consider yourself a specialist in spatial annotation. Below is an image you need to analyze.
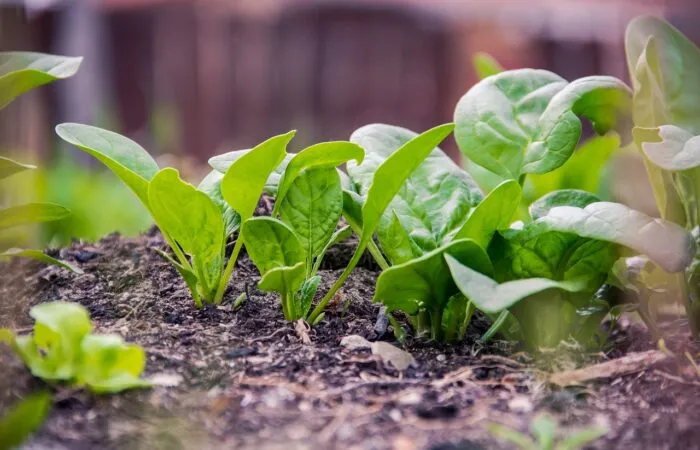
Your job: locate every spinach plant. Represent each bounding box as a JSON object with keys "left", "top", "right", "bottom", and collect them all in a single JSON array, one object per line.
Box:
[
  {"left": 0, "top": 52, "right": 83, "bottom": 273},
  {"left": 447, "top": 190, "right": 694, "bottom": 349},
  {"left": 345, "top": 124, "right": 521, "bottom": 341},
  {"left": 239, "top": 142, "right": 363, "bottom": 321},
  {"left": 0, "top": 392, "right": 51, "bottom": 449},
  {"left": 56, "top": 123, "right": 294, "bottom": 306},
  {"left": 1, "top": 302, "right": 150, "bottom": 393},
  {"left": 625, "top": 16, "right": 700, "bottom": 337}
]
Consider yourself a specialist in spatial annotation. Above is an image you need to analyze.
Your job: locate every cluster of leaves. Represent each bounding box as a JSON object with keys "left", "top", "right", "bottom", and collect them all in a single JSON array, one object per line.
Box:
[
  {"left": 1, "top": 302, "right": 150, "bottom": 393},
  {"left": 623, "top": 16, "right": 700, "bottom": 337},
  {"left": 0, "top": 52, "right": 84, "bottom": 273}
]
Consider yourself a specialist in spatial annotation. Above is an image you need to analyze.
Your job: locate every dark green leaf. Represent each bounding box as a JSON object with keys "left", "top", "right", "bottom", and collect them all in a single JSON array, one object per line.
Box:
[
  {"left": 242, "top": 217, "right": 304, "bottom": 274},
  {"left": 295, "top": 275, "right": 321, "bottom": 319},
  {"left": 278, "top": 168, "right": 343, "bottom": 259}
]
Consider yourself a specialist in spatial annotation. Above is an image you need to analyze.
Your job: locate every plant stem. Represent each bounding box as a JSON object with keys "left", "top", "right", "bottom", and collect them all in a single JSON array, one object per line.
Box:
[
  {"left": 307, "top": 238, "right": 367, "bottom": 323},
  {"left": 213, "top": 238, "right": 244, "bottom": 305},
  {"left": 367, "top": 240, "right": 390, "bottom": 270},
  {"left": 281, "top": 291, "right": 291, "bottom": 321},
  {"left": 430, "top": 310, "right": 443, "bottom": 341},
  {"left": 518, "top": 173, "right": 527, "bottom": 187}
]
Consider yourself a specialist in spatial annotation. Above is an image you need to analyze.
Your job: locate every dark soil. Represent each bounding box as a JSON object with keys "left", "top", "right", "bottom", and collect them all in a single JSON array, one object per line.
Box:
[{"left": 1, "top": 230, "right": 699, "bottom": 450}]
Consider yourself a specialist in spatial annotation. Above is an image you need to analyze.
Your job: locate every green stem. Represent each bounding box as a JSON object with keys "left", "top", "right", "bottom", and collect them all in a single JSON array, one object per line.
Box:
[
  {"left": 307, "top": 238, "right": 367, "bottom": 324},
  {"left": 367, "top": 240, "right": 390, "bottom": 270},
  {"left": 430, "top": 310, "right": 443, "bottom": 341},
  {"left": 213, "top": 238, "right": 244, "bottom": 305},
  {"left": 193, "top": 258, "right": 211, "bottom": 304},
  {"left": 281, "top": 291, "right": 291, "bottom": 321},
  {"left": 481, "top": 310, "right": 509, "bottom": 343},
  {"left": 518, "top": 173, "right": 527, "bottom": 187}
]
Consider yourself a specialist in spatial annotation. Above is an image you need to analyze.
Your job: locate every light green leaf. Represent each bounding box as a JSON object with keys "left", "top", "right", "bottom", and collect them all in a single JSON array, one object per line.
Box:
[
  {"left": 454, "top": 179, "right": 520, "bottom": 248},
  {"left": 342, "top": 189, "right": 364, "bottom": 231},
  {"left": 154, "top": 248, "right": 200, "bottom": 305},
  {"left": 636, "top": 125, "right": 700, "bottom": 171},
  {"left": 0, "top": 248, "right": 83, "bottom": 273},
  {"left": 258, "top": 261, "right": 306, "bottom": 296},
  {"left": 278, "top": 168, "right": 343, "bottom": 260},
  {"left": 15, "top": 302, "right": 92, "bottom": 381},
  {"left": 518, "top": 201, "right": 695, "bottom": 273},
  {"left": 198, "top": 170, "right": 241, "bottom": 237},
  {"left": 78, "top": 334, "right": 150, "bottom": 393},
  {"left": 221, "top": 131, "right": 295, "bottom": 221},
  {"left": 528, "top": 189, "right": 599, "bottom": 221},
  {"left": 447, "top": 254, "right": 588, "bottom": 314},
  {"left": 441, "top": 294, "right": 471, "bottom": 343},
  {"left": 242, "top": 217, "right": 305, "bottom": 274},
  {"left": 557, "top": 426, "right": 609, "bottom": 450},
  {"left": 0, "top": 156, "right": 35, "bottom": 180},
  {"left": 380, "top": 210, "right": 421, "bottom": 265},
  {"left": 487, "top": 423, "right": 536, "bottom": 449},
  {"left": 454, "top": 70, "right": 630, "bottom": 178},
  {"left": 349, "top": 124, "right": 482, "bottom": 256},
  {"left": 472, "top": 52, "right": 504, "bottom": 80},
  {"left": 0, "top": 202, "right": 69, "bottom": 230},
  {"left": 0, "top": 392, "right": 52, "bottom": 449},
  {"left": 374, "top": 239, "right": 492, "bottom": 316},
  {"left": 55, "top": 123, "right": 159, "bottom": 205},
  {"left": 149, "top": 168, "right": 224, "bottom": 260},
  {"left": 210, "top": 150, "right": 293, "bottom": 195},
  {"left": 274, "top": 141, "right": 364, "bottom": 215},
  {"left": 0, "top": 51, "right": 82, "bottom": 108}
]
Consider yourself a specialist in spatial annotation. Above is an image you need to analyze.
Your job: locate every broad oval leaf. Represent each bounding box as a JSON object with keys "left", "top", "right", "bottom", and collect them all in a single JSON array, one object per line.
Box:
[
  {"left": 349, "top": 123, "right": 480, "bottom": 256},
  {"left": 0, "top": 52, "right": 82, "bottom": 109},
  {"left": 446, "top": 254, "right": 588, "bottom": 314},
  {"left": 454, "top": 179, "right": 521, "bottom": 248},
  {"left": 0, "top": 248, "right": 83, "bottom": 273},
  {"left": 0, "top": 202, "right": 69, "bottom": 230},
  {"left": 221, "top": 131, "right": 295, "bottom": 221},
  {"left": 528, "top": 189, "right": 599, "bottom": 221},
  {"left": 258, "top": 261, "right": 306, "bottom": 295},
  {"left": 455, "top": 69, "right": 630, "bottom": 178},
  {"left": 636, "top": 125, "right": 700, "bottom": 171},
  {"left": 56, "top": 123, "right": 159, "bottom": 205},
  {"left": 0, "top": 156, "right": 35, "bottom": 180},
  {"left": 242, "top": 216, "right": 305, "bottom": 275},
  {"left": 148, "top": 168, "right": 224, "bottom": 259},
  {"left": 521, "top": 76, "right": 631, "bottom": 174},
  {"left": 274, "top": 141, "right": 364, "bottom": 216},
  {"left": 454, "top": 69, "right": 567, "bottom": 178},
  {"left": 518, "top": 201, "right": 695, "bottom": 273},
  {"left": 279, "top": 168, "right": 343, "bottom": 259},
  {"left": 198, "top": 170, "right": 241, "bottom": 237},
  {"left": 373, "top": 238, "right": 493, "bottom": 316}
]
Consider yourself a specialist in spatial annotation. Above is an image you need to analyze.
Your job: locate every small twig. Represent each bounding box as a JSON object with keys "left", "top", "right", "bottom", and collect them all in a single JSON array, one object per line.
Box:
[
  {"left": 250, "top": 327, "right": 291, "bottom": 344},
  {"left": 549, "top": 350, "right": 669, "bottom": 386}
]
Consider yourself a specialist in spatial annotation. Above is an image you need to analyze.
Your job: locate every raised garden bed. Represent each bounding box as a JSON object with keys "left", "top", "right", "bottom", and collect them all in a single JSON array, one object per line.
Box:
[{"left": 1, "top": 229, "right": 699, "bottom": 449}]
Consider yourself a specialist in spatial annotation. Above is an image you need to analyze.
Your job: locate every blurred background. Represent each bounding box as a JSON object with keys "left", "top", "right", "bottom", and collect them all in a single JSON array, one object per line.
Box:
[{"left": 1, "top": 0, "right": 699, "bottom": 246}]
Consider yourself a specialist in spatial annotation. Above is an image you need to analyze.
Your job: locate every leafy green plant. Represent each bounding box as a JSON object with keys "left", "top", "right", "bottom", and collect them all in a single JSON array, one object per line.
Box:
[
  {"left": 55, "top": 124, "right": 295, "bottom": 307},
  {"left": 0, "top": 392, "right": 51, "bottom": 450},
  {"left": 488, "top": 413, "right": 608, "bottom": 450},
  {"left": 239, "top": 142, "right": 363, "bottom": 321},
  {"left": 306, "top": 123, "right": 457, "bottom": 324},
  {"left": 625, "top": 16, "right": 700, "bottom": 337},
  {"left": 0, "top": 52, "right": 83, "bottom": 272},
  {"left": 343, "top": 123, "right": 522, "bottom": 340},
  {"left": 1, "top": 302, "right": 149, "bottom": 393}
]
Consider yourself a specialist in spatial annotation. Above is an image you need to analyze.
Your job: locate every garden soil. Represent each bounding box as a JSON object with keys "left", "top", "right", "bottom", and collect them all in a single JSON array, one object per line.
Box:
[{"left": 1, "top": 226, "right": 699, "bottom": 449}]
